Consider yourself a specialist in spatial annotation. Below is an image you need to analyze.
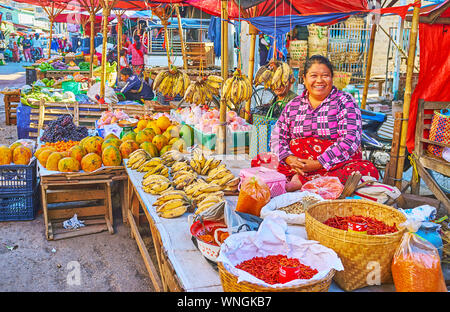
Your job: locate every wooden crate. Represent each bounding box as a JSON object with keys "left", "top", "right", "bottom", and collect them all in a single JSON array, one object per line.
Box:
[
  {"left": 185, "top": 42, "right": 215, "bottom": 69},
  {"left": 40, "top": 166, "right": 128, "bottom": 240},
  {"left": 0, "top": 89, "right": 20, "bottom": 125}
]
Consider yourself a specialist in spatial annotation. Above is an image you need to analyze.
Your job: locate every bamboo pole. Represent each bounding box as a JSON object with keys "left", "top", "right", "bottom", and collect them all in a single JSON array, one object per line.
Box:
[
  {"left": 99, "top": 0, "right": 117, "bottom": 101},
  {"left": 115, "top": 11, "right": 125, "bottom": 74},
  {"left": 361, "top": 23, "right": 377, "bottom": 110},
  {"left": 174, "top": 5, "right": 188, "bottom": 70},
  {"left": 244, "top": 23, "right": 258, "bottom": 121},
  {"left": 162, "top": 19, "right": 172, "bottom": 67},
  {"left": 394, "top": 1, "right": 421, "bottom": 190},
  {"left": 89, "top": 11, "right": 96, "bottom": 78},
  {"left": 217, "top": 0, "right": 229, "bottom": 155}
]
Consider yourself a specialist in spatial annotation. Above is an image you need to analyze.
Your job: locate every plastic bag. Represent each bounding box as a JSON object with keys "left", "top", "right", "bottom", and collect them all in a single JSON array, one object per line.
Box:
[
  {"left": 87, "top": 82, "right": 118, "bottom": 105},
  {"left": 391, "top": 232, "right": 447, "bottom": 292},
  {"left": 235, "top": 176, "right": 271, "bottom": 217},
  {"left": 301, "top": 176, "right": 344, "bottom": 200}
]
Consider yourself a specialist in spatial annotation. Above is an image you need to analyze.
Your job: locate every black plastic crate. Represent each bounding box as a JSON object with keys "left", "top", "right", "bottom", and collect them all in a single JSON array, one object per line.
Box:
[
  {"left": 157, "top": 92, "right": 182, "bottom": 106},
  {"left": 26, "top": 67, "right": 37, "bottom": 85},
  {"left": 0, "top": 188, "right": 40, "bottom": 221},
  {"left": 0, "top": 158, "right": 38, "bottom": 195}
]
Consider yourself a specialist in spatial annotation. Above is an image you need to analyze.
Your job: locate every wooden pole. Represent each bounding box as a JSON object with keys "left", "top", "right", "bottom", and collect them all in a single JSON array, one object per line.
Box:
[
  {"left": 394, "top": 1, "right": 421, "bottom": 190},
  {"left": 89, "top": 11, "right": 96, "bottom": 78},
  {"left": 100, "top": 0, "right": 115, "bottom": 101},
  {"left": 115, "top": 11, "right": 125, "bottom": 74},
  {"left": 361, "top": 23, "right": 377, "bottom": 109},
  {"left": 162, "top": 19, "right": 172, "bottom": 67},
  {"left": 244, "top": 23, "right": 258, "bottom": 121},
  {"left": 174, "top": 5, "right": 188, "bottom": 71},
  {"left": 217, "top": 0, "right": 229, "bottom": 155},
  {"left": 48, "top": 18, "right": 54, "bottom": 59}
]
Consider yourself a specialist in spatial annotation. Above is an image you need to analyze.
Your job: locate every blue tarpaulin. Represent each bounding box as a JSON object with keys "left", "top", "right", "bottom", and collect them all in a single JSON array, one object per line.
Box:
[{"left": 208, "top": 16, "right": 221, "bottom": 58}]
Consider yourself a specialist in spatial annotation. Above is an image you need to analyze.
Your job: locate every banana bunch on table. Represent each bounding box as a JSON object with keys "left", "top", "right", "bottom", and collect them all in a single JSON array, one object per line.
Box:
[
  {"left": 254, "top": 60, "right": 293, "bottom": 90},
  {"left": 142, "top": 174, "right": 172, "bottom": 195},
  {"left": 153, "top": 189, "right": 193, "bottom": 219},
  {"left": 184, "top": 179, "right": 225, "bottom": 215},
  {"left": 152, "top": 65, "right": 191, "bottom": 97},
  {"left": 206, "top": 164, "right": 240, "bottom": 193},
  {"left": 161, "top": 149, "right": 185, "bottom": 167},
  {"left": 222, "top": 69, "right": 252, "bottom": 105},
  {"left": 183, "top": 75, "right": 223, "bottom": 106},
  {"left": 189, "top": 149, "right": 222, "bottom": 176},
  {"left": 126, "top": 149, "right": 151, "bottom": 170},
  {"left": 141, "top": 158, "right": 170, "bottom": 178}
]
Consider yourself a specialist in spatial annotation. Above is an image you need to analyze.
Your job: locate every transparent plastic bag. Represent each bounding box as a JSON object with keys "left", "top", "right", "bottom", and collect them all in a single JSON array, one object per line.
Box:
[
  {"left": 391, "top": 232, "right": 447, "bottom": 292},
  {"left": 235, "top": 176, "right": 271, "bottom": 217},
  {"left": 301, "top": 176, "right": 344, "bottom": 200}
]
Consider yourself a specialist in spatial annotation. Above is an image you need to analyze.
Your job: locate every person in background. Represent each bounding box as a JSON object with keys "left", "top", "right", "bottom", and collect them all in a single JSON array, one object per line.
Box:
[
  {"left": 259, "top": 34, "right": 270, "bottom": 67},
  {"left": 274, "top": 55, "right": 379, "bottom": 191},
  {"left": 32, "top": 34, "right": 43, "bottom": 59},
  {"left": 119, "top": 49, "right": 129, "bottom": 72},
  {"left": 22, "top": 35, "right": 32, "bottom": 62},
  {"left": 115, "top": 67, "right": 154, "bottom": 102},
  {"left": 12, "top": 41, "right": 20, "bottom": 63},
  {"left": 128, "top": 34, "right": 145, "bottom": 77}
]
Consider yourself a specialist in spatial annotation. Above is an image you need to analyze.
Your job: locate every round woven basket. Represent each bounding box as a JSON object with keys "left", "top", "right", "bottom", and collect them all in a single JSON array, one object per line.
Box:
[
  {"left": 305, "top": 200, "right": 406, "bottom": 291},
  {"left": 217, "top": 262, "right": 335, "bottom": 292}
]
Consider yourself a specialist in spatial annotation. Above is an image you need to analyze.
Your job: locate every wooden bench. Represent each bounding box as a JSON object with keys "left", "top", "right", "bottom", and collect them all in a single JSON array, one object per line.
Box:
[
  {"left": 411, "top": 99, "right": 450, "bottom": 213},
  {"left": 0, "top": 89, "right": 20, "bottom": 125}
]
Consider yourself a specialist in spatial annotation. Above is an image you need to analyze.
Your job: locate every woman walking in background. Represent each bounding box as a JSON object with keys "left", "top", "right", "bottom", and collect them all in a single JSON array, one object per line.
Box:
[
  {"left": 22, "top": 35, "right": 32, "bottom": 62},
  {"left": 128, "top": 34, "right": 145, "bottom": 77}
]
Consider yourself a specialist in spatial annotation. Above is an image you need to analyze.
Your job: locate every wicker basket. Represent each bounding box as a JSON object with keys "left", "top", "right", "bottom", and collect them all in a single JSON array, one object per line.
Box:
[
  {"left": 305, "top": 200, "right": 407, "bottom": 291},
  {"left": 333, "top": 72, "right": 352, "bottom": 90},
  {"left": 218, "top": 262, "right": 335, "bottom": 292}
]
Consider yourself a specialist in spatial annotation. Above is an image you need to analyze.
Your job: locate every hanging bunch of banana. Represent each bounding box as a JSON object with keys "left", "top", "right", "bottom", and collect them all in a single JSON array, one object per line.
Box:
[
  {"left": 183, "top": 75, "right": 224, "bottom": 106},
  {"left": 253, "top": 60, "right": 293, "bottom": 90},
  {"left": 222, "top": 69, "right": 252, "bottom": 106},
  {"left": 152, "top": 189, "right": 193, "bottom": 219},
  {"left": 152, "top": 64, "right": 191, "bottom": 97}
]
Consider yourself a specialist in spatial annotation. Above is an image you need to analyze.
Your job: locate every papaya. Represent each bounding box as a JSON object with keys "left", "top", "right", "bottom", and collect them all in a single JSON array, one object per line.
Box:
[
  {"left": 119, "top": 140, "right": 140, "bottom": 159},
  {"left": 140, "top": 142, "right": 159, "bottom": 157},
  {"left": 102, "top": 145, "right": 122, "bottom": 167},
  {"left": 121, "top": 131, "right": 137, "bottom": 142},
  {"left": 101, "top": 137, "right": 122, "bottom": 151},
  {"left": 37, "top": 148, "right": 54, "bottom": 167},
  {"left": 9, "top": 142, "right": 23, "bottom": 151},
  {"left": 136, "top": 128, "right": 155, "bottom": 145},
  {"left": 68, "top": 145, "right": 86, "bottom": 163},
  {"left": 152, "top": 134, "right": 168, "bottom": 151},
  {"left": 104, "top": 133, "right": 119, "bottom": 141},
  {"left": 0, "top": 145, "right": 13, "bottom": 165},
  {"left": 34, "top": 146, "right": 56, "bottom": 158},
  {"left": 160, "top": 145, "right": 172, "bottom": 156},
  {"left": 57, "top": 157, "right": 80, "bottom": 172},
  {"left": 81, "top": 153, "right": 102, "bottom": 172},
  {"left": 46, "top": 152, "right": 65, "bottom": 171},
  {"left": 13, "top": 146, "right": 32, "bottom": 165},
  {"left": 82, "top": 136, "right": 103, "bottom": 155}
]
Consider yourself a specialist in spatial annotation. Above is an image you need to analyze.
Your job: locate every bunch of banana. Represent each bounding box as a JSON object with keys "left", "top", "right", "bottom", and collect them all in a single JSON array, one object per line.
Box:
[
  {"left": 222, "top": 69, "right": 252, "bottom": 105},
  {"left": 206, "top": 164, "right": 240, "bottom": 192},
  {"left": 172, "top": 170, "right": 197, "bottom": 190},
  {"left": 161, "top": 149, "right": 185, "bottom": 167},
  {"left": 142, "top": 175, "right": 172, "bottom": 195},
  {"left": 195, "top": 194, "right": 225, "bottom": 215},
  {"left": 142, "top": 161, "right": 170, "bottom": 179},
  {"left": 152, "top": 65, "right": 191, "bottom": 97},
  {"left": 171, "top": 161, "right": 191, "bottom": 173},
  {"left": 127, "top": 149, "right": 151, "bottom": 170},
  {"left": 153, "top": 190, "right": 193, "bottom": 218},
  {"left": 183, "top": 75, "right": 223, "bottom": 106},
  {"left": 253, "top": 60, "right": 293, "bottom": 91},
  {"left": 189, "top": 149, "right": 222, "bottom": 176}
]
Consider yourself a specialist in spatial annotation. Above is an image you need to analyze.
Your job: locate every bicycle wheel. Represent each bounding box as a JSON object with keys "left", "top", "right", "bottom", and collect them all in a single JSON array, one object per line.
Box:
[
  {"left": 251, "top": 87, "right": 276, "bottom": 110},
  {"left": 427, "top": 169, "right": 450, "bottom": 194}
]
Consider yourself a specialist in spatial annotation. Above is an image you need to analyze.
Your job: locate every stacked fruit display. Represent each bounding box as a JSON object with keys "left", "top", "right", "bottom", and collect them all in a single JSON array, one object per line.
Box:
[
  {"left": 0, "top": 142, "right": 34, "bottom": 166},
  {"left": 35, "top": 133, "right": 123, "bottom": 173},
  {"left": 152, "top": 65, "right": 191, "bottom": 98},
  {"left": 40, "top": 115, "right": 89, "bottom": 143},
  {"left": 253, "top": 60, "right": 293, "bottom": 90},
  {"left": 183, "top": 75, "right": 224, "bottom": 106}
]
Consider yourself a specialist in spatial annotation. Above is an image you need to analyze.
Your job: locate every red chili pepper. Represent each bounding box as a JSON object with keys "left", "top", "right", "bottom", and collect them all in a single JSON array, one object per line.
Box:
[{"left": 324, "top": 215, "right": 398, "bottom": 235}]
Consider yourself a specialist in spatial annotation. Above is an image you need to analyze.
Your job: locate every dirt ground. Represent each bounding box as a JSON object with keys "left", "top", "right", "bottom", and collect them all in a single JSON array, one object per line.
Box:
[{"left": 0, "top": 65, "right": 155, "bottom": 292}]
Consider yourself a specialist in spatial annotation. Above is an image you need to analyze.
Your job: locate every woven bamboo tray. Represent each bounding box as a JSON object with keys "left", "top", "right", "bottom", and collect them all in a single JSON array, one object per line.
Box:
[
  {"left": 305, "top": 200, "right": 406, "bottom": 291},
  {"left": 217, "top": 262, "right": 335, "bottom": 292}
]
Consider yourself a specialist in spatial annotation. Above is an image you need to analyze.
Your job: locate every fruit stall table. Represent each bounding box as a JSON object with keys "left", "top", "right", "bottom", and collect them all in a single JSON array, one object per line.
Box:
[{"left": 124, "top": 154, "right": 250, "bottom": 292}]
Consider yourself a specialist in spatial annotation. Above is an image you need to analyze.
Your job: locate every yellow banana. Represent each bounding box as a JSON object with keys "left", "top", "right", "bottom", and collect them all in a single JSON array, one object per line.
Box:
[
  {"left": 156, "top": 198, "right": 189, "bottom": 213},
  {"left": 158, "top": 205, "right": 187, "bottom": 218}
]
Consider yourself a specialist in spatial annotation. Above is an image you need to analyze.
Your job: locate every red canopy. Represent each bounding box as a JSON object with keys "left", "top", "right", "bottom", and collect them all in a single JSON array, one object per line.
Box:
[{"left": 406, "top": 0, "right": 450, "bottom": 153}]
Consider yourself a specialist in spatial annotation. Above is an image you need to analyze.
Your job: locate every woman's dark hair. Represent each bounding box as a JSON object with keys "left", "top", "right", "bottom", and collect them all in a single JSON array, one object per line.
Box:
[
  {"left": 303, "top": 55, "right": 334, "bottom": 77},
  {"left": 134, "top": 34, "right": 141, "bottom": 50},
  {"left": 121, "top": 67, "right": 133, "bottom": 77}
]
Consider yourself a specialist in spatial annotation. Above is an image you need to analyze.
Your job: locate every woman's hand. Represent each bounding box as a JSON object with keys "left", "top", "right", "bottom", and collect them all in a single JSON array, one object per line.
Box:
[{"left": 285, "top": 156, "right": 323, "bottom": 176}]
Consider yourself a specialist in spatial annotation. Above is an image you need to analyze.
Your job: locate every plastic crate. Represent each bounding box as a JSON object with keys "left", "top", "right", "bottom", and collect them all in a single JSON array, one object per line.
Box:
[
  {"left": 25, "top": 67, "right": 37, "bottom": 85},
  {"left": 193, "top": 127, "right": 250, "bottom": 151},
  {"left": 157, "top": 92, "right": 182, "bottom": 106},
  {"left": 0, "top": 158, "right": 38, "bottom": 195},
  {"left": 0, "top": 187, "right": 40, "bottom": 221}
]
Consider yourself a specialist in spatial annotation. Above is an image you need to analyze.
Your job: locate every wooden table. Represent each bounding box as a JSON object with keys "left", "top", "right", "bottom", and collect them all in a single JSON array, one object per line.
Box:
[{"left": 125, "top": 154, "right": 250, "bottom": 292}]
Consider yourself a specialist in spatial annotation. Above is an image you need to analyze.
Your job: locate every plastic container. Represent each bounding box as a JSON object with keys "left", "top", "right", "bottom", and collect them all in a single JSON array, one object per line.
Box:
[
  {"left": 194, "top": 127, "right": 250, "bottom": 151},
  {"left": 0, "top": 158, "right": 38, "bottom": 195},
  {"left": 239, "top": 166, "right": 287, "bottom": 198},
  {"left": 416, "top": 222, "right": 444, "bottom": 258},
  {"left": 0, "top": 187, "right": 40, "bottom": 221},
  {"left": 62, "top": 81, "right": 81, "bottom": 95}
]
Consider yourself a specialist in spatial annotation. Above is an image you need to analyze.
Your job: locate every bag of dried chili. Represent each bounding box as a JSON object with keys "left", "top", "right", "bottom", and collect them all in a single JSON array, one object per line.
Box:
[{"left": 391, "top": 232, "right": 447, "bottom": 292}]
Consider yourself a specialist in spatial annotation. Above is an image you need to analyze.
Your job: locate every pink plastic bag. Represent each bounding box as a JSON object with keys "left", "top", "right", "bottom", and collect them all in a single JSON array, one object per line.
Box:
[{"left": 301, "top": 176, "right": 344, "bottom": 200}]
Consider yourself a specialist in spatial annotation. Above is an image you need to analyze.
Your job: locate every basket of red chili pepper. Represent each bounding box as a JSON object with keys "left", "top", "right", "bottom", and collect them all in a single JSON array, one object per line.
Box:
[{"left": 305, "top": 199, "right": 407, "bottom": 291}]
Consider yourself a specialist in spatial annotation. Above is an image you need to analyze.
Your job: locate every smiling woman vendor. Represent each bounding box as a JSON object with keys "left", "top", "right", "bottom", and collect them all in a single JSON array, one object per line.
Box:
[
  {"left": 273, "top": 55, "right": 379, "bottom": 192},
  {"left": 116, "top": 67, "right": 154, "bottom": 102}
]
